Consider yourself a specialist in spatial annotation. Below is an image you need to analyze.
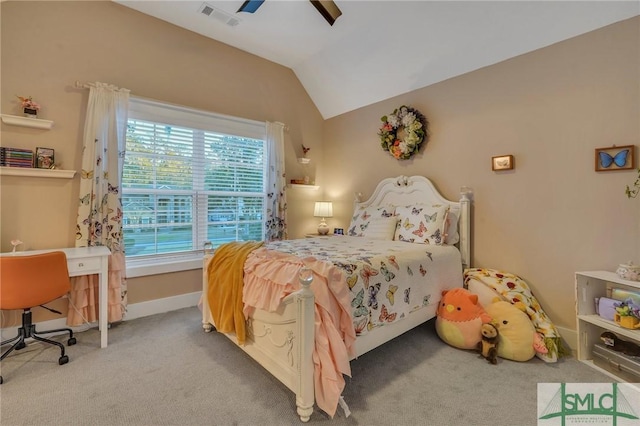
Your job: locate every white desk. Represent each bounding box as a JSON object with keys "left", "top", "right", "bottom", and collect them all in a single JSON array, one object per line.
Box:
[{"left": 1, "top": 246, "right": 111, "bottom": 348}]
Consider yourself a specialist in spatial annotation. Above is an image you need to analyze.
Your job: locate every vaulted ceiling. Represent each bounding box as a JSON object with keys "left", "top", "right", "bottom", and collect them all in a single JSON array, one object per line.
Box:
[{"left": 116, "top": 1, "right": 639, "bottom": 119}]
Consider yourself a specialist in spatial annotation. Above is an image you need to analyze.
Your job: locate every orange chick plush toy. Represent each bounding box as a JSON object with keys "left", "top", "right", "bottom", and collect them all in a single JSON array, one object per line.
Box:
[{"left": 436, "top": 288, "right": 492, "bottom": 350}]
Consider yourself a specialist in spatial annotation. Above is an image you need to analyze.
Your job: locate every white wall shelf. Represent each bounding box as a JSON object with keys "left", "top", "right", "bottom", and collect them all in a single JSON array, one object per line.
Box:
[
  {"left": 1, "top": 114, "right": 53, "bottom": 130},
  {"left": 288, "top": 184, "right": 319, "bottom": 190},
  {"left": 0, "top": 167, "right": 75, "bottom": 179}
]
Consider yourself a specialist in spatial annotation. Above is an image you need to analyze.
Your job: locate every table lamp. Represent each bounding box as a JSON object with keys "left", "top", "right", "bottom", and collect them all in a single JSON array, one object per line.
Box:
[{"left": 313, "top": 201, "right": 333, "bottom": 235}]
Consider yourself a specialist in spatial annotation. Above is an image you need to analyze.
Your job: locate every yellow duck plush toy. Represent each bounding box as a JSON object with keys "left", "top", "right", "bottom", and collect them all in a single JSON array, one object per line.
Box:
[{"left": 484, "top": 301, "right": 536, "bottom": 362}]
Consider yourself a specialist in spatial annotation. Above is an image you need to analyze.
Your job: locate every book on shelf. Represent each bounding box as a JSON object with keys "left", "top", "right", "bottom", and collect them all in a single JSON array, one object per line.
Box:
[{"left": 0, "top": 147, "right": 34, "bottom": 168}]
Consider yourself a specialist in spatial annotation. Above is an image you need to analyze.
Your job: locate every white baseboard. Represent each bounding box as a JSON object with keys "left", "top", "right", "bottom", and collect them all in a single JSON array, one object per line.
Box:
[
  {"left": 0, "top": 291, "right": 202, "bottom": 342},
  {"left": 125, "top": 291, "right": 201, "bottom": 321}
]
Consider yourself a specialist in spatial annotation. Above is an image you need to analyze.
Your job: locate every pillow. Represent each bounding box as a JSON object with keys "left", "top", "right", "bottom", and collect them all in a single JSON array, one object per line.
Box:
[
  {"left": 359, "top": 217, "right": 398, "bottom": 240},
  {"left": 444, "top": 208, "right": 460, "bottom": 245},
  {"left": 484, "top": 301, "right": 536, "bottom": 362},
  {"left": 348, "top": 204, "right": 395, "bottom": 237},
  {"left": 435, "top": 288, "right": 491, "bottom": 350},
  {"left": 394, "top": 204, "right": 449, "bottom": 244}
]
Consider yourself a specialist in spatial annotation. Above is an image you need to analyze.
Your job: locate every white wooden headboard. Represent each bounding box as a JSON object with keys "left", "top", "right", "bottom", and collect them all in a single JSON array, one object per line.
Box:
[{"left": 357, "top": 175, "right": 472, "bottom": 269}]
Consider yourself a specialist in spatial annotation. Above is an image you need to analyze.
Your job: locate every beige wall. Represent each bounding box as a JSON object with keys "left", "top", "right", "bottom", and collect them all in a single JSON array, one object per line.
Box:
[
  {"left": 0, "top": 1, "right": 325, "bottom": 324},
  {"left": 323, "top": 17, "right": 640, "bottom": 330},
  {"left": 1, "top": 2, "right": 638, "bottom": 333}
]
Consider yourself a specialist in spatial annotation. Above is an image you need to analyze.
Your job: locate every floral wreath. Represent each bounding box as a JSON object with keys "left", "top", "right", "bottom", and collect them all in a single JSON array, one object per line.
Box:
[{"left": 378, "top": 105, "right": 428, "bottom": 160}]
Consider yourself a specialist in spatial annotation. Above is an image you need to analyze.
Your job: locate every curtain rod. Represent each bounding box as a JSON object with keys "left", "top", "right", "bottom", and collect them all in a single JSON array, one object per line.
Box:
[
  {"left": 74, "top": 80, "right": 286, "bottom": 130},
  {"left": 74, "top": 81, "right": 129, "bottom": 92},
  {"left": 74, "top": 80, "right": 92, "bottom": 89}
]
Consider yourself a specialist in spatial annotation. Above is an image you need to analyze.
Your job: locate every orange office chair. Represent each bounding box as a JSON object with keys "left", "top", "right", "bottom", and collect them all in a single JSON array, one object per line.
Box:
[{"left": 0, "top": 251, "right": 77, "bottom": 384}]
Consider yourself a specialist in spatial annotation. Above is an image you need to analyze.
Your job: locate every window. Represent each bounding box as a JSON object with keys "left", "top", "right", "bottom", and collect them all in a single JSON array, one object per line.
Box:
[{"left": 122, "top": 98, "right": 266, "bottom": 273}]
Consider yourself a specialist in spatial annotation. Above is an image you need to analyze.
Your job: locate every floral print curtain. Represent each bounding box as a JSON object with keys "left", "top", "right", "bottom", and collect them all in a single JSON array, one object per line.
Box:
[
  {"left": 264, "top": 121, "right": 287, "bottom": 241},
  {"left": 68, "top": 82, "right": 129, "bottom": 326}
]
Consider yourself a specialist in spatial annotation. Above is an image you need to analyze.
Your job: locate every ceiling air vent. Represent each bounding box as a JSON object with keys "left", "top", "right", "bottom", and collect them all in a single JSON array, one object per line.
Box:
[{"left": 198, "top": 2, "right": 241, "bottom": 27}]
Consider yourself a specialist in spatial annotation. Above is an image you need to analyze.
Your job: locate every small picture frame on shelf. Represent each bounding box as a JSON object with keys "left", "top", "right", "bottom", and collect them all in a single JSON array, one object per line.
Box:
[
  {"left": 491, "top": 154, "right": 514, "bottom": 171},
  {"left": 595, "top": 145, "right": 635, "bottom": 172},
  {"left": 35, "top": 147, "right": 54, "bottom": 169}
]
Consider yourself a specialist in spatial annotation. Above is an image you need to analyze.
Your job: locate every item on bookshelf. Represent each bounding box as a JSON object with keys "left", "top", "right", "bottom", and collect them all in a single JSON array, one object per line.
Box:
[
  {"left": 613, "top": 298, "right": 640, "bottom": 329},
  {"left": 592, "top": 343, "right": 640, "bottom": 383},
  {"left": 35, "top": 147, "right": 55, "bottom": 169},
  {"left": 600, "top": 331, "right": 640, "bottom": 357},
  {"left": 290, "top": 179, "right": 306, "bottom": 184},
  {"left": 614, "top": 314, "right": 640, "bottom": 329},
  {"left": 611, "top": 287, "right": 640, "bottom": 306},
  {"left": 0, "top": 147, "right": 34, "bottom": 168},
  {"left": 23, "top": 108, "right": 37, "bottom": 118},
  {"left": 595, "top": 297, "right": 618, "bottom": 321},
  {"left": 16, "top": 95, "right": 40, "bottom": 118},
  {"left": 616, "top": 261, "right": 640, "bottom": 281},
  {"left": 10, "top": 239, "right": 23, "bottom": 253}
]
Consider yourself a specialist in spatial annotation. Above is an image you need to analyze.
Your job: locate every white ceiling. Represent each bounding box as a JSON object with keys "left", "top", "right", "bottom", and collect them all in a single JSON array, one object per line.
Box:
[{"left": 116, "top": 1, "right": 639, "bottom": 119}]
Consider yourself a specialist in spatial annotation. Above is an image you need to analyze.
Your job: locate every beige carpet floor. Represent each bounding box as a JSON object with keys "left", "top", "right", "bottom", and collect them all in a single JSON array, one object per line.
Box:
[{"left": 0, "top": 306, "right": 614, "bottom": 425}]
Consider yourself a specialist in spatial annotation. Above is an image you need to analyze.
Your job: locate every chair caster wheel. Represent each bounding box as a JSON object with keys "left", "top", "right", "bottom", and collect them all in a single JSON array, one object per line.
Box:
[
  {"left": 59, "top": 355, "right": 69, "bottom": 365},
  {"left": 16, "top": 342, "right": 26, "bottom": 350},
  {"left": 68, "top": 337, "right": 77, "bottom": 346}
]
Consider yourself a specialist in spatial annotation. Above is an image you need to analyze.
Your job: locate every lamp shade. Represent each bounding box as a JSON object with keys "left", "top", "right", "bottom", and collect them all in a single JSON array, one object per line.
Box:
[{"left": 313, "top": 201, "right": 333, "bottom": 218}]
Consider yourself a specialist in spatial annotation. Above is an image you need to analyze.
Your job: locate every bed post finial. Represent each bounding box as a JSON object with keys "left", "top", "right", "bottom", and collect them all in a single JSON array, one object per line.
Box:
[
  {"left": 460, "top": 186, "right": 473, "bottom": 201},
  {"left": 296, "top": 268, "right": 315, "bottom": 422},
  {"left": 203, "top": 241, "right": 214, "bottom": 255},
  {"left": 459, "top": 186, "right": 473, "bottom": 270},
  {"left": 395, "top": 175, "right": 409, "bottom": 186}
]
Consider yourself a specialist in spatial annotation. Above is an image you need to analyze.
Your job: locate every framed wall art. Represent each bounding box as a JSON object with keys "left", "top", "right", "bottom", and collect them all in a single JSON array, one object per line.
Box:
[
  {"left": 491, "top": 154, "right": 514, "bottom": 171},
  {"left": 595, "top": 145, "right": 635, "bottom": 172},
  {"left": 35, "top": 147, "right": 54, "bottom": 169}
]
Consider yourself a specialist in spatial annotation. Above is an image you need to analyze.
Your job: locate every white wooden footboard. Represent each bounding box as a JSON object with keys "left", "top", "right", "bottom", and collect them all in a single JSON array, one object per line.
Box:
[{"left": 202, "top": 255, "right": 315, "bottom": 422}]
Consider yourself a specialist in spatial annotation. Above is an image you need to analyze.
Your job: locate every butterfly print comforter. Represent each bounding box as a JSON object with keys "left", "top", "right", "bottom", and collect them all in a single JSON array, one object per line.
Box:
[{"left": 266, "top": 236, "right": 464, "bottom": 336}]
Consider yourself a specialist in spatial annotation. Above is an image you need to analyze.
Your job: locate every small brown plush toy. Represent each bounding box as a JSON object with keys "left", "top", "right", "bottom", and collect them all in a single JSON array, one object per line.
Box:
[{"left": 478, "top": 322, "right": 499, "bottom": 364}]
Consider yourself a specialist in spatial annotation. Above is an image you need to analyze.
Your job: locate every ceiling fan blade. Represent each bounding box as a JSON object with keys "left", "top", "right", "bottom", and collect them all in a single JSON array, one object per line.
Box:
[
  {"left": 237, "top": 0, "right": 265, "bottom": 14},
  {"left": 310, "top": 0, "right": 342, "bottom": 26}
]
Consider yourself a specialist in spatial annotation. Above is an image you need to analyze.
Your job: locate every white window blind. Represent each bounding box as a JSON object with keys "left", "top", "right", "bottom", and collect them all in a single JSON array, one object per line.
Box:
[{"left": 122, "top": 98, "right": 266, "bottom": 260}]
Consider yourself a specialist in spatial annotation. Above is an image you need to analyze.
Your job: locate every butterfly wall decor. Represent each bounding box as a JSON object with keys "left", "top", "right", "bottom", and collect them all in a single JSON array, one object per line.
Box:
[{"left": 595, "top": 145, "right": 635, "bottom": 172}]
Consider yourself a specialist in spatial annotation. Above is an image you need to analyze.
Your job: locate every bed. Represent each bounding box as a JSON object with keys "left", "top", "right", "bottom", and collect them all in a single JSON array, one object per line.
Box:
[{"left": 200, "top": 175, "right": 472, "bottom": 422}]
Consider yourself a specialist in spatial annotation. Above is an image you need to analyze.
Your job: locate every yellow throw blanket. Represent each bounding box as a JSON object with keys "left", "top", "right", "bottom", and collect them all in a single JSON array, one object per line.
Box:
[{"left": 207, "top": 241, "right": 264, "bottom": 345}]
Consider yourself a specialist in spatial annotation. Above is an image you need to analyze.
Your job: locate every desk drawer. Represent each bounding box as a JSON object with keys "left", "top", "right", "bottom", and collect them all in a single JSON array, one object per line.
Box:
[{"left": 67, "top": 257, "right": 102, "bottom": 274}]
